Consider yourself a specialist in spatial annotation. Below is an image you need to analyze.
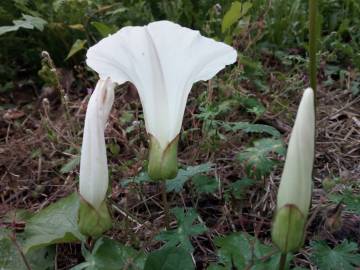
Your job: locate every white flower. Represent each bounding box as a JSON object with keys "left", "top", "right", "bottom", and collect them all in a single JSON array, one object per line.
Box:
[
  {"left": 276, "top": 87, "right": 315, "bottom": 216},
  {"left": 79, "top": 78, "right": 115, "bottom": 210},
  {"left": 86, "top": 20, "right": 237, "bottom": 150}
]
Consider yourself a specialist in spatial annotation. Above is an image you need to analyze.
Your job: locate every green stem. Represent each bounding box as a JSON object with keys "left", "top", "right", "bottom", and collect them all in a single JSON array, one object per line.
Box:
[
  {"left": 279, "top": 253, "right": 287, "bottom": 270},
  {"left": 161, "top": 182, "right": 170, "bottom": 230},
  {"left": 309, "top": 0, "right": 318, "bottom": 96}
]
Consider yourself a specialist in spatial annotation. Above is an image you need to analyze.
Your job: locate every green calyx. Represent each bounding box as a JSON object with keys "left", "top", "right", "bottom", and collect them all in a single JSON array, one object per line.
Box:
[
  {"left": 78, "top": 196, "right": 112, "bottom": 238},
  {"left": 271, "top": 204, "right": 307, "bottom": 253},
  {"left": 148, "top": 135, "right": 179, "bottom": 181}
]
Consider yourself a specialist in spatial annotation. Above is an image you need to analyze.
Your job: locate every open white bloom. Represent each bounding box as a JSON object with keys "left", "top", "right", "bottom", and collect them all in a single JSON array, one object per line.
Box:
[
  {"left": 86, "top": 21, "right": 236, "bottom": 167},
  {"left": 79, "top": 78, "right": 115, "bottom": 210},
  {"left": 272, "top": 87, "right": 315, "bottom": 253},
  {"left": 276, "top": 87, "right": 315, "bottom": 216}
]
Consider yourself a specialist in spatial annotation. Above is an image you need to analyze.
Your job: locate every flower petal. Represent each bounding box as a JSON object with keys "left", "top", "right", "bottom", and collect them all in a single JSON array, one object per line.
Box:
[
  {"left": 79, "top": 78, "right": 115, "bottom": 210},
  {"left": 86, "top": 20, "right": 237, "bottom": 149},
  {"left": 277, "top": 88, "right": 315, "bottom": 216}
]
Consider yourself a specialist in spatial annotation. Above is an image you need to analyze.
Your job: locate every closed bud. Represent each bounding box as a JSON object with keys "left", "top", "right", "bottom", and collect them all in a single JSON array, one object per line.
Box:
[{"left": 272, "top": 88, "right": 315, "bottom": 253}]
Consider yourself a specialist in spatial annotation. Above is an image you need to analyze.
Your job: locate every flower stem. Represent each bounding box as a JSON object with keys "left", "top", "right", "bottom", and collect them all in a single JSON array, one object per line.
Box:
[
  {"left": 161, "top": 182, "right": 170, "bottom": 229},
  {"left": 278, "top": 253, "right": 287, "bottom": 270},
  {"left": 309, "top": 0, "right": 318, "bottom": 96}
]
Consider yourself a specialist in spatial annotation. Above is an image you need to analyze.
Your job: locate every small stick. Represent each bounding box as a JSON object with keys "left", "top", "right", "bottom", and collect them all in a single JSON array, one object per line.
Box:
[
  {"left": 278, "top": 253, "right": 287, "bottom": 270},
  {"left": 161, "top": 182, "right": 170, "bottom": 230}
]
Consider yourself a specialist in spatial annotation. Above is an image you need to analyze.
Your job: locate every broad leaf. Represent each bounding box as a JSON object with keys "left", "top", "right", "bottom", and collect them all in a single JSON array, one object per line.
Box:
[
  {"left": 91, "top": 22, "right": 117, "bottom": 38},
  {"left": 155, "top": 208, "right": 207, "bottom": 252},
  {"left": 0, "top": 229, "right": 54, "bottom": 270},
  {"left": 71, "top": 237, "right": 145, "bottom": 270},
  {"left": 66, "top": 39, "right": 87, "bottom": 60},
  {"left": 144, "top": 246, "right": 194, "bottom": 270},
  {"left": 222, "top": 1, "right": 252, "bottom": 33},
  {"left": 310, "top": 240, "right": 360, "bottom": 270},
  {"left": 23, "top": 193, "right": 85, "bottom": 252}
]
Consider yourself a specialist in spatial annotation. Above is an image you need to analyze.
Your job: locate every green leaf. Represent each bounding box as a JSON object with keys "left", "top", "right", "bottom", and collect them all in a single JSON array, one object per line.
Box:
[
  {"left": 212, "top": 232, "right": 288, "bottom": 270},
  {"left": 21, "top": 14, "right": 47, "bottom": 31},
  {"left": 66, "top": 39, "right": 87, "bottom": 60},
  {"left": 144, "top": 246, "right": 194, "bottom": 270},
  {"left": 238, "top": 138, "right": 285, "bottom": 179},
  {"left": 91, "top": 22, "right": 117, "bottom": 38},
  {"left": 222, "top": 1, "right": 252, "bottom": 33},
  {"left": 310, "top": 241, "right": 360, "bottom": 270},
  {"left": 71, "top": 237, "right": 145, "bottom": 270},
  {"left": 329, "top": 191, "right": 360, "bottom": 215},
  {"left": 222, "top": 122, "right": 280, "bottom": 137},
  {"left": 0, "top": 229, "right": 55, "bottom": 270},
  {"left": 155, "top": 208, "right": 207, "bottom": 252},
  {"left": 0, "top": 14, "right": 47, "bottom": 35},
  {"left": 121, "top": 172, "right": 151, "bottom": 187},
  {"left": 225, "top": 178, "right": 255, "bottom": 200},
  {"left": 166, "top": 163, "right": 213, "bottom": 192},
  {"left": 0, "top": 25, "right": 22, "bottom": 35},
  {"left": 23, "top": 193, "right": 85, "bottom": 252},
  {"left": 60, "top": 155, "right": 80, "bottom": 174},
  {"left": 192, "top": 175, "right": 218, "bottom": 194}
]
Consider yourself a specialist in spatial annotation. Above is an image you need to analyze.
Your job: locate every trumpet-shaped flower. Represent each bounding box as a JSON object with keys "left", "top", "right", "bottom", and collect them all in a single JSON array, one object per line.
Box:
[
  {"left": 86, "top": 20, "right": 237, "bottom": 180},
  {"left": 79, "top": 78, "right": 115, "bottom": 210},
  {"left": 272, "top": 87, "right": 315, "bottom": 253}
]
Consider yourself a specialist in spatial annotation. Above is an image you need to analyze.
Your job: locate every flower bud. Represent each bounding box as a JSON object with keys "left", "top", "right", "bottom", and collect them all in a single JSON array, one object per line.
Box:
[{"left": 272, "top": 88, "right": 315, "bottom": 253}]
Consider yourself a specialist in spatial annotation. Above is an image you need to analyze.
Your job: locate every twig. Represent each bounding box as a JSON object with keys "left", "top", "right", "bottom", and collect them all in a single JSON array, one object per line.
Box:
[
  {"left": 278, "top": 253, "right": 287, "bottom": 270},
  {"left": 10, "top": 233, "right": 32, "bottom": 270},
  {"left": 161, "top": 182, "right": 170, "bottom": 230}
]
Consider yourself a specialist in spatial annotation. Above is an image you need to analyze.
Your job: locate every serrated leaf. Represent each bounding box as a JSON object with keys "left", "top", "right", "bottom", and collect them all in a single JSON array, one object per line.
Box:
[
  {"left": 238, "top": 138, "right": 285, "bottom": 179},
  {"left": 66, "top": 39, "right": 87, "bottom": 60},
  {"left": 212, "top": 232, "right": 289, "bottom": 270},
  {"left": 71, "top": 237, "right": 145, "bottom": 270},
  {"left": 0, "top": 25, "right": 22, "bottom": 35},
  {"left": 310, "top": 241, "right": 360, "bottom": 270},
  {"left": 192, "top": 175, "right": 218, "bottom": 194},
  {"left": 166, "top": 163, "right": 213, "bottom": 192},
  {"left": 60, "top": 156, "right": 80, "bottom": 174},
  {"left": 0, "top": 14, "right": 47, "bottom": 35},
  {"left": 222, "top": 122, "right": 280, "bottom": 137},
  {"left": 225, "top": 178, "right": 255, "bottom": 200},
  {"left": 21, "top": 14, "right": 47, "bottom": 30},
  {"left": 23, "top": 193, "right": 85, "bottom": 252},
  {"left": 0, "top": 229, "right": 55, "bottom": 270},
  {"left": 155, "top": 208, "right": 207, "bottom": 252},
  {"left": 222, "top": 1, "right": 252, "bottom": 33},
  {"left": 121, "top": 172, "right": 151, "bottom": 187},
  {"left": 144, "top": 246, "right": 194, "bottom": 270},
  {"left": 329, "top": 191, "right": 360, "bottom": 215}
]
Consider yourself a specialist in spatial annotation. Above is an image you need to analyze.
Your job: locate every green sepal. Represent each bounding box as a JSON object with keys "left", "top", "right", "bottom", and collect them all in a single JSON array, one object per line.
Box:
[
  {"left": 78, "top": 196, "right": 112, "bottom": 238},
  {"left": 148, "top": 135, "right": 179, "bottom": 181},
  {"left": 271, "top": 204, "right": 306, "bottom": 253}
]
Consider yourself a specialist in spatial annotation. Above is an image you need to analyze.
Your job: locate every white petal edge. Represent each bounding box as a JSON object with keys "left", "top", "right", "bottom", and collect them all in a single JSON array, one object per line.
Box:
[
  {"left": 86, "top": 20, "right": 237, "bottom": 149},
  {"left": 79, "top": 78, "right": 115, "bottom": 210},
  {"left": 277, "top": 88, "right": 315, "bottom": 216}
]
